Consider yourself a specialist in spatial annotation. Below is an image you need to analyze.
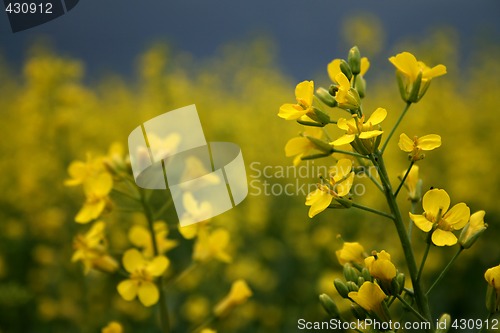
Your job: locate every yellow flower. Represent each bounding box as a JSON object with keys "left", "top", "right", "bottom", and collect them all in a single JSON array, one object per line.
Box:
[
  {"left": 128, "top": 221, "right": 178, "bottom": 258},
  {"left": 102, "top": 321, "right": 123, "bottom": 333},
  {"left": 75, "top": 172, "right": 113, "bottom": 224},
  {"left": 336, "top": 242, "right": 366, "bottom": 266},
  {"left": 364, "top": 251, "right": 397, "bottom": 284},
  {"left": 485, "top": 265, "right": 500, "bottom": 312},
  {"left": 72, "top": 221, "right": 118, "bottom": 274},
  {"left": 331, "top": 108, "right": 386, "bottom": 154},
  {"left": 389, "top": 51, "right": 446, "bottom": 102},
  {"left": 348, "top": 282, "right": 388, "bottom": 320},
  {"left": 214, "top": 279, "right": 252, "bottom": 317},
  {"left": 179, "top": 192, "right": 212, "bottom": 230},
  {"left": 409, "top": 189, "right": 470, "bottom": 246},
  {"left": 305, "top": 159, "right": 354, "bottom": 218},
  {"left": 285, "top": 127, "right": 324, "bottom": 166},
  {"left": 193, "top": 228, "right": 232, "bottom": 263},
  {"left": 399, "top": 165, "right": 420, "bottom": 201},
  {"left": 64, "top": 154, "right": 105, "bottom": 187},
  {"left": 117, "top": 249, "right": 169, "bottom": 307},
  {"left": 398, "top": 133, "right": 441, "bottom": 161},
  {"left": 327, "top": 58, "right": 370, "bottom": 82},
  {"left": 333, "top": 72, "right": 360, "bottom": 110},
  {"left": 278, "top": 80, "right": 314, "bottom": 120},
  {"left": 459, "top": 210, "right": 487, "bottom": 249},
  {"left": 200, "top": 330, "right": 216, "bottom": 333}
]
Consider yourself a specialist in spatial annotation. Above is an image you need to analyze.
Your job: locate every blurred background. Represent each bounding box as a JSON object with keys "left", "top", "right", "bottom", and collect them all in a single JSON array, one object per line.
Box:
[{"left": 0, "top": 1, "right": 499, "bottom": 332}]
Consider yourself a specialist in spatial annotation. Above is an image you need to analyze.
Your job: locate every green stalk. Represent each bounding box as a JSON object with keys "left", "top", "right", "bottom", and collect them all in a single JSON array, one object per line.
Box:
[
  {"left": 139, "top": 188, "right": 171, "bottom": 333},
  {"left": 381, "top": 102, "right": 411, "bottom": 153},
  {"left": 394, "top": 160, "right": 414, "bottom": 198},
  {"left": 373, "top": 152, "right": 433, "bottom": 331},
  {"left": 426, "top": 247, "right": 463, "bottom": 296},
  {"left": 350, "top": 202, "right": 394, "bottom": 220},
  {"left": 417, "top": 239, "right": 432, "bottom": 283},
  {"left": 395, "top": 294, "right": 429, "bottom": 323}
]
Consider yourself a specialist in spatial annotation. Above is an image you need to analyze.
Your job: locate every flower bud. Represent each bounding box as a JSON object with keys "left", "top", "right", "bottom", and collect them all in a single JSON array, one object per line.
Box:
[
  {"left": 334, "top": 279, "right": 350, "bottom": 298},
  {"left": 306, "top": 136, "right": 333, "bottom": 154},
  {"left": 408, "top": 71, "right": 423, "bottom": 103},
  {"left": 355, "top": 75, "right": 366, "bottom": 98},
  {"left": 436, "top": 313, "right": 451, "bottom": 333},
  {"left": 357, "top": 276, "right": 365, "bottom": 287},
  {"left": 361, "top": 268, "right": 372, "bottom": 282},
  {"left": 312, "top": 107, "right": 331, "bottom": 125},
  {"left": 459, "top": 211, "right": 487, "bottom": 249},
  {"left": 346, "top": 281, "right": 359, "bottom": 292},
  {"left": 486, "top": 285, "right": 498, "bottom": 313},
  {"left": 339, "top": 60, "right": 353, "bottom": 81},
  {"left": 396, "top": 273, "right": 405, "bottom": 295},
  {"left": 319, "top": 294, "right": 340, "bottom": 318},
  {"left": 343, "top": 264, "right": 359, "bottom": 282},
  {"left": 316, "top": 87, "right": 337, "bottom": 107},
  {"left": 348, "top": 46, "right": 361, "bottom": 75}
]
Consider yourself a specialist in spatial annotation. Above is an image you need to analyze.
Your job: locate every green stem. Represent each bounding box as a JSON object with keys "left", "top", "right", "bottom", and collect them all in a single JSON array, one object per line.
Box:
[
  {"left": 417, "top": 238, "right": 432, "bottom": 283},
  {"left": 350, "top": 202, "right": 394, "bottom": 220},
  {"left": 373, "top": 152, "right": 433, "bottom": 331},
  {"left": 395, "top": 294, "right": 429, "bottom": 323},
  {"left": 139, "top": 188, "right": 171, "bottom": 333},
  {"left": 426, "top": 247, "right": 463, "bottom": 296},
  {"left": 394, "top": 160, "right": 414, "bottom": 198},
  {"left": 381, "top": 102, "right": 412, "bottom": 153},
  {"left": 332, "top": 148, "right": 370, "bottom": 160},
  {"left": 191, "top": 315, "right": 218, "bottom": 333}
]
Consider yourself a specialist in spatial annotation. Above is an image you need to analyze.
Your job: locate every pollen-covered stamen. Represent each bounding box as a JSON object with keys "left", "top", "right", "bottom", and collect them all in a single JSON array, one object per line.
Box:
[{"left": 131, "top": 267, "right": 154, "bottom": 283}]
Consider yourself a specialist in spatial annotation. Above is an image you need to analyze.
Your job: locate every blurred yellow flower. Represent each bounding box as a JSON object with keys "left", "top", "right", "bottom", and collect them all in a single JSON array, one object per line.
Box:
[
  {"left": 348, "top": 282, "right": 387, "bottom": 320},
  {"left": 400, "top": 165, "right": 420, "bottom": 201},
  {"left": 459, "top": 210, "right": 487, "bottom": 249},
  {"left": 64, "top": 154, "right": 105, "bottom": 187},
  {"left": 285, "top": 127, "right": 324, "bottom": 166},
  {"left": 364, "top": 250, "right": 397, "bottom": 284},
  {"left": 389, "top": 51, "right": 446, "bottom": 102},
  {"left": 75, "top": 173, "right": 113, "bottom": 224},
  {"left": 214, "top": 279, "right": 252, "bottom": 317},
  {"left": 193, "top": 228, "right": 232, "bottom": 263},
  {"left": 336, "top": 242, "right": 366, "bottom": 266},
  {"left": 409, "top": 189, "right": 470, "bottom": 246},
  {"left": 72, "top": 221, "right": 118, "bottom": 274},
  {"left": 278, "top": 80, "right": 314, "bottom": 120},
  {"left": 200, "top": 330, "right": 216, "bottom": 333},
  {"left": 179, "top": 192, "right": 212, "bottom": 233},
  {"left": 398, "top": 133, "right": 441, "bottom": 161},
  {"left": 305, "top": 159, "right": 354, "bottom": 218},
  {"left": 117, "top": 249, "right": 169, "bottom": 307},
  {"left": 485, "top": 265, "right": 500, "bottom": 312},
  {"left": 128, "top": 221, "right": 177, "bottom": 258},
  {"left": 333, "top": 72, "right": 360, "bottom": 110},
  {"left": 331, "top": 108, "right": 386, "bottom": 154},
  {"left": 102, "top": 321, "right": 123, "bottom": 333}
]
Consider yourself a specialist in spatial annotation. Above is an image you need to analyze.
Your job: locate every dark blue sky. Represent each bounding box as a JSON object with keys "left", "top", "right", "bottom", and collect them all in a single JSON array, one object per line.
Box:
[{"left": 1, "top": 0, "right": 499, "bottom": 80}]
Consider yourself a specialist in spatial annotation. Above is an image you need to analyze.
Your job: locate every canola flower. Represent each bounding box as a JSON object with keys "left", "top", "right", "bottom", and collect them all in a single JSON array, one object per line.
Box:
[
  {"left": 192, "top": 228, "right": 232, "bottom": 263},
  {"left": 102, "top": 321, "right": 123, "bottom": 333},
  {"left": 285, "top": 127, "right": 325, "bottom": 166},
  {"left": 75, "top": 172, "right": 113, "bottom": 223},
  {"left": 398, "top": 133, "right": 441, "bottom": 161},
  {"left": 278, "top": 80, "right": 315, "bottom": 120},
  {"left": 364, "top": 250, "right": 396, "bottom": 284},
  {"left": 459, "top": 210, "right": 487, "bottom": 249},
  {"left": 305, "top": 159, "right": 354, "bottom": 218},
  {"left": 389, "top": 51, "right": 447, "bottom": 102},
  {"left": 213, "top": 279, "right": 252, "bottom": 317},
  {"left": 409, "top": 189, "right": 470, "bottom": 246},
  {"left": 117, "top": 249, "right": 169, "bottom": 307},
  {"left": 348, "top": 282, "right": 388, "bottom": 321},
  {"left": 128, "top": 221, "right": 178, "bottom": 258},
  {"left": 336, "top": 242, "right": 366, "bottom": 266}
]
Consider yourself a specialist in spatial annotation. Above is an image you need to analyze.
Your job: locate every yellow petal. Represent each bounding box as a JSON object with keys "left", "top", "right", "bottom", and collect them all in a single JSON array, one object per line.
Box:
[
  {"left": 335, "top": 172, "right": 354, "bottom": 197},
  {"left": 431, "top": 229, "right": 457, "bottom": 246},
  {"left": 337, "top": 118, "right": 350, "bottom": 131},
  {"left": 178, "top": 224, "right": 199, "bottom": 239},
  {"left": 470, "top": 210, "right": 486, "bottom": 229},
  {"left": 305, "top": 189, "right": 333, "bottom": 218},
  {"left": 278, "top": 104, "right": 306, "bottom": 120},
  {"left": 84, "top": 173, "right": 113, "bottom": 197},
  {"left": 331, "top": 134, "right": 355, "bottom": 146},
  {"left": 389, "top": 52, "right": 419, "bottom": 80},
  {"left": 122, "top": 249, "right": 145, "bottom": 273},
  {"left": 117, "top": 280, "right": 138, "bottom": 301},
  {"left": 138, "top": 281, "right": 159, "bottom": 307},
  {"left": 335, "top": 72, "right": 350, "bottom": 89},
  {"left": 348, "top": 282, "right": 386, "bottom": 312},
  {"left": 285, "top": 137, "right": 311, "bottom": 157},
  {"left": 360, "top": 57, "right": 370, "bottom": 76},
  {"left": 128, "top": 225, "right": 150, "bottom": 247},
  {"left": 398, "top": 133, "right": 414, "bottom": 152},
  {"left": 334, "top": 159, "right": 353, "bottom": 179},
  {"left": 327, "top": 59, "right": 342, "bottom": 83},
  {"left": 147, "top": 256, "right": 169, "bottom": 276},
  {"left": 366, "top": 108, "right": 387, "bottom": 126},
  {"left": 336, "top": 242, "right": 365, "bottom": 265},
  {"left": 444, "top": 203, "right": 470, "bottom": 230},
  {"left": 295, "top": 80, "right": 314, "bottom": 107},
  {"left": 359, "top": 130, "right": 383, "bottom": 139},
  {"left": 417, "top": 134, "right": 441, "bottom": 150},
  {"left": 64, "top": 161, "right": 87, "bottom": 186},
  {"left": 424, "top": 64, "right": 447, "bottom": 79},
  {"left": 409, "top": 213, "right": 433, "bottom": 232},
  {"left": 422, "top": 189, "right": 450, "bottom": 218},
  {"left": 75, "top": 201, "right": 106, "bottom": 224}
]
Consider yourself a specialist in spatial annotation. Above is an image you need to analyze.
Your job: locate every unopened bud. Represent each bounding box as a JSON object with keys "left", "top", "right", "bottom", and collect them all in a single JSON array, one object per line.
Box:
[
  {"left": 334, "top": 279, "right": 350, "bottom": 298},
  {"left": 348, "top": 46, "right": 361, "bottom": 75},
  {"left": 343, "top": 264, "right": 359, "bottom": 282},
  {"left": 319, "top": 294, "right": 340, "bottom": 318},
  {"left": 316, "top": 87, "right": 337, "bottom": 107},
  {"left": 346, "top": 281, "right": 359, "bottom": 292},
  {"left": 355, "top": 75, "right": 366, "bottom": 98},
  {"left": 339, "top": 60, "right": 353, "bottom": 81},
  {"left": 436, "top": 313, "right": 451, "bottom": 333}
]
